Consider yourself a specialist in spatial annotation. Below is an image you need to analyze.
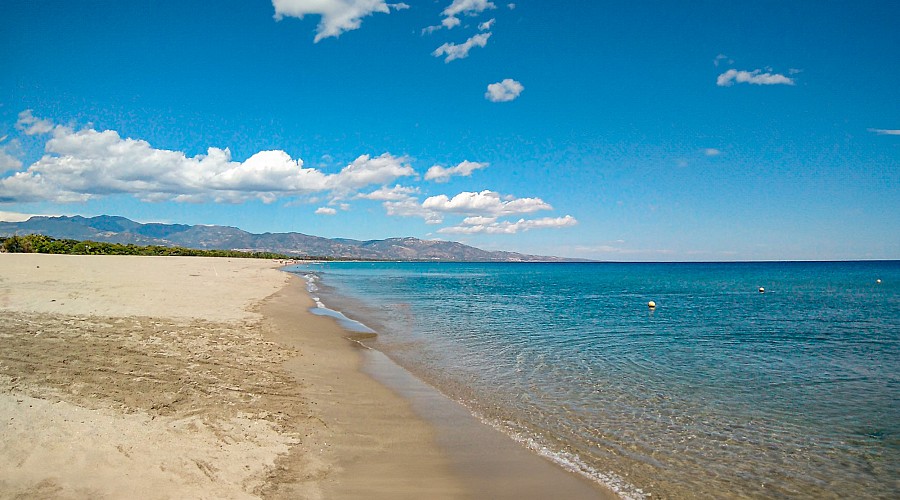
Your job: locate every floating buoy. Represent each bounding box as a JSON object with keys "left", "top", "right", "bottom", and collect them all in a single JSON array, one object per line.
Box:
[
  {"left": 876, "top": 279, "right": 882, "bottom": 284},
  {"left": 759, "top": 287, "right": 765, "bottom": 293},
  {"left": 648, "top": 301, "right": 656, "bottom": 309}
]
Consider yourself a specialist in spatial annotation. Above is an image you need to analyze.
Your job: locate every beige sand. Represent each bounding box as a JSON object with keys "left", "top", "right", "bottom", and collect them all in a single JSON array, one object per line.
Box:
[
  {"left": 0, "top": 254, "right": 310, "bottom": 499},
  {"left": 0, "top": 253, "right": 615, "bottom": 499}
]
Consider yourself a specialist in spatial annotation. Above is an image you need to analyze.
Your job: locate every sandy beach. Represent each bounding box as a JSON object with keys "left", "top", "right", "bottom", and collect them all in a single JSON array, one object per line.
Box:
[{"left": 0, "top": 253, "right": 613, "bottom": 499}]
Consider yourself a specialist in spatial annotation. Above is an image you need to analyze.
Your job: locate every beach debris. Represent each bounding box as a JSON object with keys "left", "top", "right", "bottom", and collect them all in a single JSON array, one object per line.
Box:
[{"left": 648, "top": 301, "right": 656, "bottom": 309}]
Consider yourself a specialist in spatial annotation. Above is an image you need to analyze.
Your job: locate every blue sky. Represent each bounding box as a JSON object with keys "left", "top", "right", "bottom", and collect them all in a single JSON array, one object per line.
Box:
[{"left": 1, "top": 0, "right": 897, "bottom": 260}]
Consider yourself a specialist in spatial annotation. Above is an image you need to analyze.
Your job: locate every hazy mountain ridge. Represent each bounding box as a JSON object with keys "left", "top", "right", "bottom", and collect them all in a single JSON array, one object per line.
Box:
[{"left": 0, "top": 215, "right": 573, "bottom": 261}]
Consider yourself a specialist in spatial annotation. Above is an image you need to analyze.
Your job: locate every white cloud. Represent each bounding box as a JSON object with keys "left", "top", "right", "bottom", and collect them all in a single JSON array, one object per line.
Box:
[
  {"left": 432, "top": 32, "right": 491, "bottom": 62},
  {"left": 443, "top": 0, "right": 496, "bottom": 17},
  {"left": 272, "top": 0, "right": 408, "bottom": 42},
  {"left": 3, "top": 113, "right": 579, "bottom": 238},
  {"left": 713, "top": 54, "right": 733, "bottom": 67},
  {"left": 461, "top": 215, "right": 496, "bottom": 225},
  {"left": 868, "top": 128, "right": 900, "bottom": 136},
  {"left": 716, "top": 69, "right": 795, "bottom": 87},
  {"left": 383, "top": 198, "right": 444, "bottom": 224},
  {"left": 379, "top": 190, "right": 557, "bottom": 227},
  {"left": 442, "top": 16, "right": 461, "bottom": 29},
  {"left": 485, "top": 78, "right": 524, "bottom": 102},
  {"left": 422, "top": 190, "right": 551, "bottom": 216},
  {"left": 357, "top": 184, "right": 419, "bottom": 201},
  {"left": 507, "top": 3, "right": 515, "bottom": 9},
  {"left": 0, "top": 114, "right": 414, "bottom": 203},
  {"left": 703, "top": 148, "right": 721, "bottom": 156},
  {"left": 424, "top": 160, "right": 488, "bottom": 183},
  {"left": 0, "top": 145, "right": 22, "bottom": 173},
  {"left": 478, "top": 18, "right": 495, "bottom": 30},
  {"left": 425, "top": 1, "right": 494, "bottom": 35},
  {"left": 16, "top": 109, "right": 54, "bottom": 135},
  {"left": 0, "top": 211, "right": 44, "bottom": 222},
  {"left": 438, "top": 215, "right": 577, "bottom": 234},
  {"left": 325, "top": 153, "right": 416, "bottom": 192}
]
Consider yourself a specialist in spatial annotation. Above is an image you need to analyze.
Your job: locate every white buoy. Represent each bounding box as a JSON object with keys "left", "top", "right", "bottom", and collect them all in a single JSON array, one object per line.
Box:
[
  {"left": 759, "top": 287, "right": 765, "bottom": 293},
  {"left": 876, "top": 279, "right": 882, "bottom": 284},
  {"left": 648, "top": 301, "right": 656, "bottom": 309}
]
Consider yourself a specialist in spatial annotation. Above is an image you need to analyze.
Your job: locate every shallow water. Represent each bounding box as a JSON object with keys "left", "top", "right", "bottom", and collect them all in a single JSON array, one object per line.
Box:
[{"left": 288, "top": 261, "right": 900, "bottom": 499}]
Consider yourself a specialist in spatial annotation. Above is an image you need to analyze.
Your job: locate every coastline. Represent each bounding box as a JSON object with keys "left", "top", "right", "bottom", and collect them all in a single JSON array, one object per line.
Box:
[{"left": 0, "top": 254, "right": 616, "bottom": 498}]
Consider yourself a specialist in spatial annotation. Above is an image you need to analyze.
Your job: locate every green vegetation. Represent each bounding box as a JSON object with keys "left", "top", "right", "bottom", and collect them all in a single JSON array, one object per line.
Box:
[{"left": 0, "top": 234, "right": 305, "bottom": 260}]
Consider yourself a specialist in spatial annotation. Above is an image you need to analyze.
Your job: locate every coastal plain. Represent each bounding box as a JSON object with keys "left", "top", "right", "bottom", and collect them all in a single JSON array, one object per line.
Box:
[{"left": 0, "top": 254, "right": 612, "bottom": 499}]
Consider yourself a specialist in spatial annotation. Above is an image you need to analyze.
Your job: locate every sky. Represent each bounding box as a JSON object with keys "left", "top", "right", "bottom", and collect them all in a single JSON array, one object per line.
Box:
[{"left": 1, "top": 0, "right": 898, "bottom": 261}]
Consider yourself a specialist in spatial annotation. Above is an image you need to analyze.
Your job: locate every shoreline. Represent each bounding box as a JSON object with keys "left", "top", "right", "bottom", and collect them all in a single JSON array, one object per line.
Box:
[
  {"left": 0, "top": 254, "right": 617, "bottom": 498},
  {"left": 285, "top": 267, "right": 619, "bottom": 498},
  {"left": 273, "top": 275, "right": 616, "bottom": 499}
]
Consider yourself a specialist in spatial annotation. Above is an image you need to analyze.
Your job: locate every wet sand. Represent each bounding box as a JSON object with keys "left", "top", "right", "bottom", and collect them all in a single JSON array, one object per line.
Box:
[{"left": 0, "top": 253, "right": 615, "bottom": 499}]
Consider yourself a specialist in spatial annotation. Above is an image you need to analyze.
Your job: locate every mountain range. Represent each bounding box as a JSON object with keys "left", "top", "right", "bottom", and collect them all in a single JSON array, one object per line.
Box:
[{"left": 0, "top": 215, "right": 572, "bottom": 261}]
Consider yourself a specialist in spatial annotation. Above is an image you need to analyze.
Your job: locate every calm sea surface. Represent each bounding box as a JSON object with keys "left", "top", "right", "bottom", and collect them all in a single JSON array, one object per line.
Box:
[{"left": 287, "top": 261, "right": 899, "bottom": 499}]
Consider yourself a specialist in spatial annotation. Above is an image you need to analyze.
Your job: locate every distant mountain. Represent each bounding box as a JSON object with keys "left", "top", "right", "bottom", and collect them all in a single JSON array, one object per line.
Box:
[{"left": 0, "top": 215, "right": 574, "bottom": 262}]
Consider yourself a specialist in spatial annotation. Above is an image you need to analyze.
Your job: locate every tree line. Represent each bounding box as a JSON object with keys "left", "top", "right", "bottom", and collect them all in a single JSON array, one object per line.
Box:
[{"left": 0, "top": 234, "right": 313, "bottom": 260}]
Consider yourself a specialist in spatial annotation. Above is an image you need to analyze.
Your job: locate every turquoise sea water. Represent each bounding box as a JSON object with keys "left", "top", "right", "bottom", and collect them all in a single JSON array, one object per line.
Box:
[{"left": 287, "top": 261, "right": 900, "bottom": 499}]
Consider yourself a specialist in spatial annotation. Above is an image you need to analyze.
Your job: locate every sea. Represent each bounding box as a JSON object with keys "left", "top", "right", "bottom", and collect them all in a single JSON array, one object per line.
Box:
[{"left": 285, "top": 261, "right": 899, "bottom": 499}]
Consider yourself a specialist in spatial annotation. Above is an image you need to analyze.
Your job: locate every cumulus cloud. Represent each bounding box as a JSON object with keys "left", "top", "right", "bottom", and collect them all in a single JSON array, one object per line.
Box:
[
  {"left": 868, "top": 128, "right": 900, "bottom": 136},
  {"left": 716, "top": 69, "right": 795, "bottom": 87},
  {"left": 461, "top": 215, "right": 497, "bottom": 225},
  {"left": 272, "top": 0, "right": 408, "bottom": 42},
  {"left": 438, "top": 215, "right": 577, "bottom": 234},
  {"left": 0, "top": 145, "right": 22, "bottom": 173},
  {"left": 442, "top": 16, "right": 461, "bottom": 29},
  {"left": 379, "top": 190, "right": 569, "bottom": 232},
  {"left": 16, "top": 110, "right": 54, "bottom": 135},
  {"left": 422, "top": 190, "right": 551, "bottom": 216},
  {"left": 383, "top": 198, "right": 444, "bottom": 224},
  {"left": 443, "top": 0, "right": 496, "bottom": 17},
  {"left": 0, "top": 115, "right": 414, "bottom": 204},
  {"left": 2, "top": 112, "right": 578, "bottom": 237},
  {"left": 485, "top": 78, "right": 524, "bottom": 102},
  {"left": 439, "top": 0, "right": 496, "bottom": 29},
  {"left": 703, "top": 148, "right": 721, "bottom": 156},
  {"left": 357, "top": 184, "right": 419, "bottom": 200},
  {"left": 326, "top": 153, "right": 416, "bottom": 192},
  {"left": 424, "top": 160, "right": 488, "bottom": 183},
  {"left": 432, "top": 32, "right": 491, "bottom": 62}
]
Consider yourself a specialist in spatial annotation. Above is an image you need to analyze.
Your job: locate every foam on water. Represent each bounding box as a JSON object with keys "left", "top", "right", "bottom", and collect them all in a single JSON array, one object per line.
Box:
[{"left": 299, "top": 272, "right": 376, "bottom": 334}]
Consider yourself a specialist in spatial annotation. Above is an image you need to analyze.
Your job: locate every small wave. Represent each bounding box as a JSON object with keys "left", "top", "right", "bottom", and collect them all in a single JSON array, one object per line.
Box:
[
  {"left": 296, "top": 271, "right": 376, "bottom": 333},
  {"left": 456, "top": 401, "right": 648, "bottom": 499},
  {"left": 301, "top": 273, "right": 320, "bottom": 293},
  {"left": 309, "top": 306, "right": 376, "bottom": 334}
]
